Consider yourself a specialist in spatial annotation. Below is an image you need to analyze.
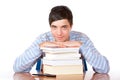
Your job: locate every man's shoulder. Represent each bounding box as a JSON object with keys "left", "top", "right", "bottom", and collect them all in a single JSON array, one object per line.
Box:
[
  {"left": 70, "top": 31, "right": 89, "bottom": 40},
  {"left": 39, "top": 31, "right": 52, "bottom": 36},
  {"left": 70, "top": 31, "right": 86, "bottom": 36},
  {"left": 37, "top": 31, "right": 53, "bottom": 40}
]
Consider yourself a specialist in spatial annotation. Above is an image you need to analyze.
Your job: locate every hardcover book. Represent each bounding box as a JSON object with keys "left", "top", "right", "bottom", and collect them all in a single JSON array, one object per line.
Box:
[{"left": 41, "top": 47, "right": 83, "bottom": 75}]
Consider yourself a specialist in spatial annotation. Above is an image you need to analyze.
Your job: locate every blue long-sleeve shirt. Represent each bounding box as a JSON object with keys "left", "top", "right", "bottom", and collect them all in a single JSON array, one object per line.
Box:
[{"left": 13, "top": 31, "right": 110, "bottom": 73}]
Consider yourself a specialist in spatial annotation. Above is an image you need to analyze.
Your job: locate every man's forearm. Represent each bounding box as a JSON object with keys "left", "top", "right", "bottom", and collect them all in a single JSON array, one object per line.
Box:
[
  {"left": 80, "top": 40, "right": 110, "bottom": 73},
  {"left": 13, "top": 47, "right": 41, "bottom": 72}
]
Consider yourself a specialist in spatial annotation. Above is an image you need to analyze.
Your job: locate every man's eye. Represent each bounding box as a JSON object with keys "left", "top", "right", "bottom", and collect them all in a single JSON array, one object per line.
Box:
[
  {"left": 62, "top": 26, "right": 67, "bottom": 29},
  {"left": 51, "top": 25, "right": 57, "bottom": 29}
]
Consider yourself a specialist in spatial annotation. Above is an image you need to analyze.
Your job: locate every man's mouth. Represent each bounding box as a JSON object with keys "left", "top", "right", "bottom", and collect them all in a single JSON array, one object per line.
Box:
[{"left": 57, "top": 36, "right": 63, "bottom": 39}]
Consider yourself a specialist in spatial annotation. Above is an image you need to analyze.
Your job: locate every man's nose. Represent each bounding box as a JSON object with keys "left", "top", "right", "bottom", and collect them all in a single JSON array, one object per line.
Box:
[{"left": 57, "top": 29, "right": 62, "bottom": 35}]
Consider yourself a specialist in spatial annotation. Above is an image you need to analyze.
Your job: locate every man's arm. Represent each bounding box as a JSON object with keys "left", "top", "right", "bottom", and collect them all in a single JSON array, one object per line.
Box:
[
  {"left": 13, "top": 38, "right": 43, "bottom": 72},
  {"left": 13, "top": 41, "right": 61, "bottom": 72},
  {"left": 13, "top": 46, "right": 42, "bottom": 72},
  {"left": 40, "top": 41, "right": 82, "bottom": 48},
  {"left": 80, "top": 38, "right": 110, "bottom": 73},
  {"left": 40, "top": 42, "right": 62, "bottom": 48}
]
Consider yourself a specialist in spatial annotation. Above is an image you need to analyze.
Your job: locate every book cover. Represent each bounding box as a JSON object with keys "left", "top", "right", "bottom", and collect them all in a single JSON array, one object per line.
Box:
[
  {"left": 43, "top": 65, "right": 83, "bottom": 75},
  {"left": 43, "top": 53, "right": 81, "bottom": 60},
  {"left": 43, "top": 59, "right": 82, "bottom": 66},
  {"left": 41, "top": 47, "right": 80, "bottom": 53}
]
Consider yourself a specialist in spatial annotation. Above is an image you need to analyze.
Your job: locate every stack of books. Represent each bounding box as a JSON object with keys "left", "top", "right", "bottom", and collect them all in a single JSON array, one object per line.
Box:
[{"left": 41, "top": 47, "right": 83, "bottom": 75}]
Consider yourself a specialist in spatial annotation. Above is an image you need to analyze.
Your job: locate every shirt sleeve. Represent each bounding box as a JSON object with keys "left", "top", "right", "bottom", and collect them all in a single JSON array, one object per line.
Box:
[
  {"left": 13, "top": 36, "right": 43, "bottom": 72},
  {"left": 80, "top": 35, "right": 110, "bottom": 73}
]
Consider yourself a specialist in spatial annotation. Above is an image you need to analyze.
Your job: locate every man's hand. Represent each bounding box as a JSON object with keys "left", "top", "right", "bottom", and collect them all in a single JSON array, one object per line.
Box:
[
  {"left": 40, "top": 41, "right": 82, "bottom": 48},
  {"left": 40, "top": 42, "right": 66, "bottom": 48},
  {"left": 63, "top": 41, "right": 82, "bottom": 48},
  {"left": 40, "top": 42, "right": 59, "bottom": 48}
]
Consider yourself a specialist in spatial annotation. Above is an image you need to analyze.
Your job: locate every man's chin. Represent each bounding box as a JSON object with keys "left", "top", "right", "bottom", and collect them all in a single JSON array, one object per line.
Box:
[{"left": 55, "top": 39, "right": 65, "bottom": 42}]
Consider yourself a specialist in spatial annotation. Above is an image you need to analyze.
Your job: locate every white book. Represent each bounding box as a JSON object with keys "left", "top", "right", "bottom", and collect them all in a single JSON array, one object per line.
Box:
[
  {"left": 41, "top": 47, "right": 80, "bottom": 53},
  {"left": 43, "top": 53, "right": 81, "bottom": 60},
  {"left": 42, "top": 59, "right": 82, "bottom": 66}
]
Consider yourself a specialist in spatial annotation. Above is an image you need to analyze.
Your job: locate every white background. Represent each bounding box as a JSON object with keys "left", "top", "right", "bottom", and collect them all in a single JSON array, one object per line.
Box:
[{"left": 0, "top": 0, "right": 120, "bottom": 79}]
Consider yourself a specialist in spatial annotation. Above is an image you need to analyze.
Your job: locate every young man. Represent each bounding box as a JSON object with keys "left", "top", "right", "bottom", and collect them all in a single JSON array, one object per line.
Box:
[{"left": 13, "top": 5, "right": 110, "bottom": 73}]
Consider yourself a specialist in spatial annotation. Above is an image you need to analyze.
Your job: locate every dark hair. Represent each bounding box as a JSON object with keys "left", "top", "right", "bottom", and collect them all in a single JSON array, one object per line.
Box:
[{"left": 49, "top": 5, "right": 73, "bottom": 26}]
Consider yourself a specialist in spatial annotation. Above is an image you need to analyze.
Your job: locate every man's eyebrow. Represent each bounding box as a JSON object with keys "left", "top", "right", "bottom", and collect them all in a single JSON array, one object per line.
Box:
[{"left": 51, "top": 25, "right": 56, "bottom": 27}]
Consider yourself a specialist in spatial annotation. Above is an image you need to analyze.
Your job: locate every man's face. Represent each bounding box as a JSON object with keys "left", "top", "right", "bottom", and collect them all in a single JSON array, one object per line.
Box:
[{"left": 50, "top": 19, "right": 72, "bottom": 42}]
